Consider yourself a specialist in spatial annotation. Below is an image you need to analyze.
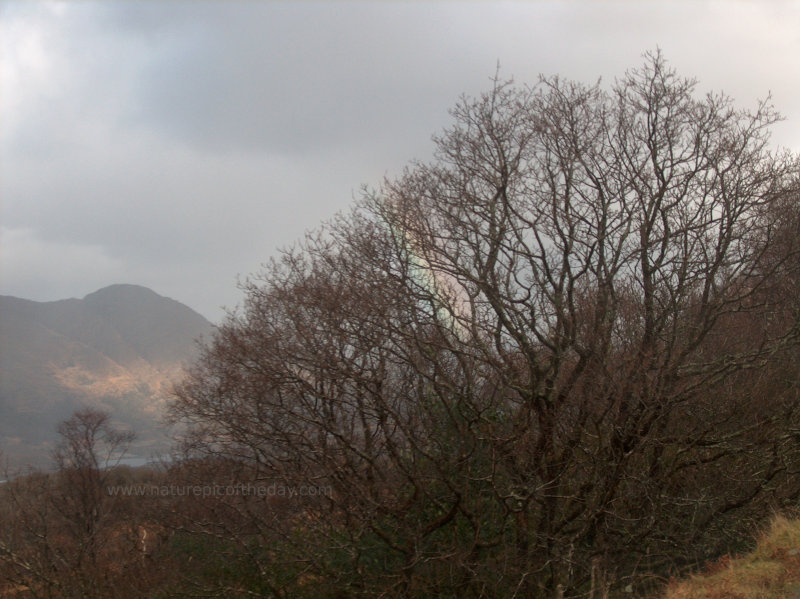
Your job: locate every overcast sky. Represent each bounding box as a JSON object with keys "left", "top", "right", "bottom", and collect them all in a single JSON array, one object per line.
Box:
[{"left": 2, "top": 1, "right": 800, "bottom": 322}]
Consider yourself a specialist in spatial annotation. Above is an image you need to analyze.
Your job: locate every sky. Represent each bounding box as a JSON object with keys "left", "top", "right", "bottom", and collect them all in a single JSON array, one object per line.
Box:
[{"left": 2, "top": 1, "right": 800, "bottom": 323}]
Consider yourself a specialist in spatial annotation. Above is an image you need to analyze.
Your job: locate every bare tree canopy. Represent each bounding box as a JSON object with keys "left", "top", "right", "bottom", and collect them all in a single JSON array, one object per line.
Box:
[
  {"left": 171, "top": 52, "right": 800, "bottom": 598},
  {"left": 1, "top": 410, "right": 144, "bottom": 598}
]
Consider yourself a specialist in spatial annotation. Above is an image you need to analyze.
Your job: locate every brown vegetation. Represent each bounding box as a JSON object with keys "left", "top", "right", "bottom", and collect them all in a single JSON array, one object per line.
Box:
[{"left": 664, "top": 515, "right": 800, "bottom": 599}]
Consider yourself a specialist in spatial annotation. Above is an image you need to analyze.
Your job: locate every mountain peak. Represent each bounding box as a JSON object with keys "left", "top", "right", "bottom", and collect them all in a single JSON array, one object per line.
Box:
[
  {"left": 84, "top": 284, "right": 162, "bottom": 300},
  {"left": 81, "top": 284, "right": 208, "bottom": 323}
]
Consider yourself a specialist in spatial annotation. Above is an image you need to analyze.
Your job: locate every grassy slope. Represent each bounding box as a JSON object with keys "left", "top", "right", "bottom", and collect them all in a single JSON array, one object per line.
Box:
[{"left": 664, "top": 516, "right": 800, "bottom": 599}]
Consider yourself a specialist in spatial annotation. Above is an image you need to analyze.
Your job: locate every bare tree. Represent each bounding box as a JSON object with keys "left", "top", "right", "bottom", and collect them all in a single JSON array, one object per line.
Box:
[
  {"left": 0, "top": 409, "right": 143, "bottom": 599},
  {"left": 52, "top": 409, "right": 135, "bottom": 583},
  {"left": 171, "top": 52, "right": 800, "bottom": 598}
]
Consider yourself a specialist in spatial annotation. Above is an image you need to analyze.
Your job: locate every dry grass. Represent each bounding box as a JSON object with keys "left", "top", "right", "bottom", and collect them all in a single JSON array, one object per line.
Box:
[{"left": 664, "top": 516, "right": 800, "bottom": 599}]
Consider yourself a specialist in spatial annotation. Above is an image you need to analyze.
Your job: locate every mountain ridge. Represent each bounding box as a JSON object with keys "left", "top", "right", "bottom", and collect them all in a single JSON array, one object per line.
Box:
[{"left": 0, "top": 284, "right": 214, "bottom": 469}]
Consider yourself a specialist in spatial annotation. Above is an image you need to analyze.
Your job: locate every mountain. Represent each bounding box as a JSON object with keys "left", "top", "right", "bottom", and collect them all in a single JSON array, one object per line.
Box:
[{"left": 0, "top": 284, "right": 214, "bottom": 469}]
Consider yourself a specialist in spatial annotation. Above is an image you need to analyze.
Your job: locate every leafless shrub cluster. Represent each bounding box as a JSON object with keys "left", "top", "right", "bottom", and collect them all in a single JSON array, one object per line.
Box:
[{"left": 0, "top": 410, "right": 171, "bottom": 598}]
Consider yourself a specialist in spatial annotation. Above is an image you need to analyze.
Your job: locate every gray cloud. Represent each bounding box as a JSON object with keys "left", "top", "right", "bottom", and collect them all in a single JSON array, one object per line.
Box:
[
  {"left": 2, "top": 1, "right": 800, "bottom": 321},
  {"left": 123, "top": 3, "right": 491, "bottom": 155}
]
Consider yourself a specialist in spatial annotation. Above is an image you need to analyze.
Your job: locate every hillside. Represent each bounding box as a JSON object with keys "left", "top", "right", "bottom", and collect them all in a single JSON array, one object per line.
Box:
[
  {"left": 0, "top": 284, "right": 214, "bottom": 469},
  {"left": 664, "top": 516, "right": 800, "bottom": 599}
]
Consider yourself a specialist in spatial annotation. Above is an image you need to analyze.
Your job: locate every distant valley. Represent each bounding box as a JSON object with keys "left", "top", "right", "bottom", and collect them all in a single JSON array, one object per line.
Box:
[{"left": 0, "top": 284, "right": 214, "bottom": 470}]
